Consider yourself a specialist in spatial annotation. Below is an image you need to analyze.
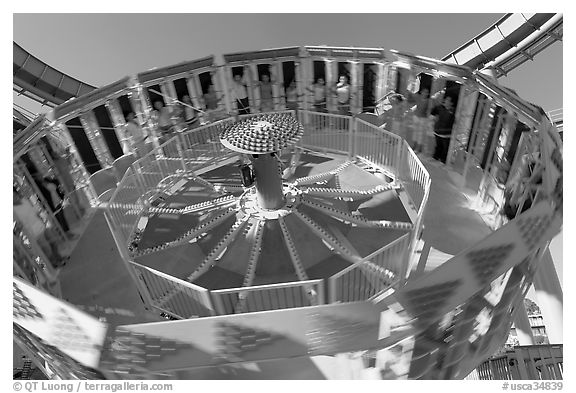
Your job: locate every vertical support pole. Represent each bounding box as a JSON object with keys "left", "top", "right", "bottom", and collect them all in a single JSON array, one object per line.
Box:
[
  {"left": 273, "top": 60, "right": 283, "bottom": 110},
  {"left": 461, "top": 96, "right": 488, "bottom": 190},
  {"left": 186, "top": 72, "right": 203, "bottom": 110},
  {"left": 446, "top": 84, "right": 466, "bottom": 169},
  {"left": 105, "top": 98, "right": 130, "bottom": 154},
  {"left": 316, "top": 280, "right": 325, "bottom": 305},
  {"left": 294, "top": 59, "right": 303, "bottom": 110},
  {"left": 302, "top": 55, "right": 314, "bottom": 111},
  {"left": 218, "top": 66, "right": 232, "bottom": 116},
  {"left": 137, "top": 83, "right": 162, "bottom": 150},
  {"left": 348, "top": 113, "right": 355, "bottom": 159},
  {"left": 251, "top": 153, "right": 285, "bottom": 210},
  {"left": 374, "top": 62, "right": 385, "bottom": 115},
  {"left": 161, "top": 79, "right": 177, "bottom": 106},
  {"left": 471, "top": 102, "right": 495, "bottom": 206},
  {"left": 225, "top": 65, "right": 238, "bottom": 115},
  {"left": 201, "top": 288, "right": 217, "bottom": 316},
  {"left": 126, "top": 79, "right": 157, "bottom": 153},
  {"left": 210, "top": 292, "right": 226, "bottom": 315},
  {"left": 328, "top": 276, "right": 336, "bottom": 303},
  {"left": 349, "top": 61, "right": 360, "bottom": 115},
  {"left": 325, "top": 59, "right": 337, "bottom": 113},
  {"left": 449, "top": 87, "right": 479, "bottom": 173},
  {"left": 79, "top": 110, "right": 114, "bottom": 168},
  {"left": 56, "top": 123, "right": 95, "bottom": 203},
  {"left": 161, "top": 79, "right": 183, "bottom": 133},
  {"left": 357, "top": 62, "right": 366, "bottom": 112},
  {"left": 385, "top": 64, "right": 396, "bottom": 95},
  {"left": 127, "top": 80, "right": 145, "bottom": 129},
  {"left": 246, "top": 63, "right": 258, "bottom": 113},
  {"left": 477, "top": 111, "right": 505, "bottom": 204}
]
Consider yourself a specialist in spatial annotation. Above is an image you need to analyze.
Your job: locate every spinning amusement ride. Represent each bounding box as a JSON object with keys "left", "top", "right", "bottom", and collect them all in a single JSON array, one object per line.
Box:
[{"left": 13, "top": 13, "right": 563, "bottom": 380}]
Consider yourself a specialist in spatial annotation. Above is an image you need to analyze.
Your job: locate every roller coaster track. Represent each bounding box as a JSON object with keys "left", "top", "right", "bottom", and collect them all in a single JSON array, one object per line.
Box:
[
  {"left": 442, "top": 13, "right": 562, "bottom": 78},
  {"left": 13, "top": 42, "right": 97, "bottom": 107}
]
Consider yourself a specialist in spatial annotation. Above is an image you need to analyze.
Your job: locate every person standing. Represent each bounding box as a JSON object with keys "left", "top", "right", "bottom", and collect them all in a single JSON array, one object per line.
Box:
[
  {"left": 332, "top": 75, "right": 351, "bottom": 115},
  {"left": 284, "top": 80, "right": 300, "bottom": 111},
  {"left": 203, "top": 84, "right": 223, "bottom": 122},
  {"left": 380, "top": 93, "right": 407, "bottom": 138},
  {"left": 232, "top": 73, "right": 251, "bottom": 115},
  {"left": 408, "top": 88, "right": 430, "bottom": 153},
  {"left": 307, "top": 78, "right": 327, "bottom": 113},
  {"left": 152, "top": 101, "right": 175, "bottom": 144},
  {"left": 431, "top": 96, "right": 456, "bottom": 163},
  {"left": 257, "top": 74, "right": 274, "bottom": 112}
]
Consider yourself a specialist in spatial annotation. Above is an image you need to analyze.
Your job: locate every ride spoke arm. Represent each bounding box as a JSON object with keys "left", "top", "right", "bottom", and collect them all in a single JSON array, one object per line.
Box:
[
  {"left": 292, "top": 208, "right": 362, "bottom": 264},
  {"left": 186, "top": 216, "right": 250, "bottom": 282},
  {"left": 235, "top": 221, "right": 265, "bottom": 313},
  {"left": 133, "top": 207, "right": 238, "bottom": 257},
  {"left": 145, "top": 194, "right": 237, "bottom": 216},
  {"left": 300, "top": 195, "right": 413, "bottom": 230},
  {"left": 293, "top": 161, "right": 353, "bottom": 186},
  {"left": 242, "top": 221, "right": 264, "bottom": 288},
  {"left": 303, "top": 183, "right": 399, "bottom": 200}
]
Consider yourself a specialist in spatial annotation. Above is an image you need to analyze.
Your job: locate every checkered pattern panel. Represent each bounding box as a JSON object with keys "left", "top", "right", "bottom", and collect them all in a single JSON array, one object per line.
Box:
[
  {"left": 550, "top": 147, "right": 562, "bottom": 174},
  {"left": 402, "top": 280, "right": 462, "bottom": 323},
  {"left": 215, "top": 321, "right": 282, "bottom": 359},
  {"left": 517, "top": 214, "right": 552, "bottom": 251},
  {"left": 467, "top": 244, "right": 514, "bottom": 286},
  {"left": 104, "top": 327, "right": 196, "bottom": 367},
  {"left": 13, "top": 282, "right": 43, "bottom": 321},
  {"left": 50, "top": 307, "right": 95, "bottom": 352}
]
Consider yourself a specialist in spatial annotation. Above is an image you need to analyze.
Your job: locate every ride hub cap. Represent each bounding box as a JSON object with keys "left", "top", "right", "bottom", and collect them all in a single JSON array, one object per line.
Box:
[{"left": 220, "top": 114, "right": 304, "bottom": 155}]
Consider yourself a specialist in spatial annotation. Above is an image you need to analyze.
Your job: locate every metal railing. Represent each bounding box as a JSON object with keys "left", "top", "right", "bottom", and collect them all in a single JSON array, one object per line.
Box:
[
  {"left": 106, "top": 167, "right": 146, "bottom": 246},
  {"left": 354, "top": 118, "right": 402, "bottom": 172},
  {"left": 466, "top": 345, "right": 563, "bottom": 380},
  {"left": 105, "top": 111, "right": 431, "bottom": 316},
  {"left": 130, "top": 261, "right": 215, "bottom": 318},
  {"left": 398, "top": 139, "right": 431, "bottom": 213},
  {"left": 298, "top": 110, "right": 352, "bottom": 155},
  {"left": 329, "top": 233, "right": 410, "bottom": 303},
  {"left": 211, "top": 279, "right": 325, "bottom": 314}
]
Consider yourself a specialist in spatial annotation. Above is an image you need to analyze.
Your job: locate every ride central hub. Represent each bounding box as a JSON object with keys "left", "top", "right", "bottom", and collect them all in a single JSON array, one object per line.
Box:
[{"left": 220, "top": 114, "right": 304, "bottom": 210}]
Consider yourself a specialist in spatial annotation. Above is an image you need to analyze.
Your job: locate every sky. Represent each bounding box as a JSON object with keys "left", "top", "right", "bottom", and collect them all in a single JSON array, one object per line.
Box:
[{"left": 13, "top": 13, "right": 563, "bottom": 114}]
